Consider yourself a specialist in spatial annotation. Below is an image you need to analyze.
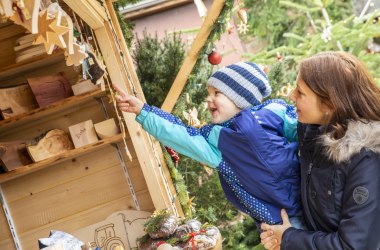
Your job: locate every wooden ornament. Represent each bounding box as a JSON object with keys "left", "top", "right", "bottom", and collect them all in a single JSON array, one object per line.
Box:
[
  {"left": 62, "top": 12, "right": 74, "bottom": 54},
  {"left": 68, "top": 120, "right": 99, "bottom": 148},
  {"left": 237, "top": 8, "right": 248, "bottom": 24},
  {"left": 237, "top": 21, "right": 249, "bottom": 34},
  {"left": 9, "top": 0, "right": 40, "bottom": 33},
  {"left": 194, "top": 0, "right": 207, "bottom": 18},
  {"left": 27, "top": 72, "right": 74, "bottom": 107},
  {"left": 1, "top": 0, "right": 13, "bottom": 17},
  {"left": 0, "top": 140, "right": 33, "bottom": 171},
  {"left": 71, "top": 79, "right": 99, "bottom": 96},
  {"left": 0, "top": 84, "right": 38, "bottom": 119},
  {"left": 33, "top": 10, "right": 54, "bottom": 45},
  {"left": 44, "top": 10, "right": 70, "bottom": 54},
  {"left": 65, "top": 42, "right": 88, "bottom": 66},
  {"left": 94, "top": 118, "right": 120, "bottom": 139},
  {"left": 45, "top": 2, "right": 74, "bottom": 54},
  {"left": 27, "top": 129, "right": 74, "bottom": 162}
]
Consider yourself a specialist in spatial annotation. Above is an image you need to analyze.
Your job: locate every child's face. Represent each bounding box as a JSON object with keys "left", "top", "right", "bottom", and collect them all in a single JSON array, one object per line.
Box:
[{"left": 206, "top": 86, "right": 241, "bottom": 124}]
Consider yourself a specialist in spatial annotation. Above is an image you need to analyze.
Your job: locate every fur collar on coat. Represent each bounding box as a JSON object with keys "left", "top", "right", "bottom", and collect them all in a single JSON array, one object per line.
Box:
[{"left": 320, "top": 120, "right": 380, "bottom": 163}]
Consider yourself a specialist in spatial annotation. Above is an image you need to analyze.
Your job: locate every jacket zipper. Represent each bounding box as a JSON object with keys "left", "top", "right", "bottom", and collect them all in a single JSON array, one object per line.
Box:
[{"left": 307, "top": 162, "right": 313, "bottom": 185}]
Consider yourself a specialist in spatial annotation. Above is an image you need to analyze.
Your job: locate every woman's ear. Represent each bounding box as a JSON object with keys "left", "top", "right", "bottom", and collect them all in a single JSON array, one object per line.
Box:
[{"left": 321, "top": 102, "right": 334, "bottom": 121}]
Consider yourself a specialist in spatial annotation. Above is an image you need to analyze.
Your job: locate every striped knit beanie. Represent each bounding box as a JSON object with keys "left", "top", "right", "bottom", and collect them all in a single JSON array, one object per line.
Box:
[{"left": 207, "top": 62, "right": 271, "bottom": 109}]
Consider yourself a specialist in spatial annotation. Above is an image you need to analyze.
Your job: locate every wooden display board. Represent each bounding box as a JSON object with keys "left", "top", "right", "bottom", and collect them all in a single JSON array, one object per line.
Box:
[{"left": 0, "top": 1, "right": 183, "bottom": 249}]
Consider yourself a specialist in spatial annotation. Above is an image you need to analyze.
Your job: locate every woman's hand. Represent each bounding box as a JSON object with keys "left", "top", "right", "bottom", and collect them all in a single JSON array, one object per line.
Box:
[
  {"left": 260, "top": 209, "right": 292, "bottom": 250},
  {"left": 112, "top": 84, "right": 144, "bottom": 115}
]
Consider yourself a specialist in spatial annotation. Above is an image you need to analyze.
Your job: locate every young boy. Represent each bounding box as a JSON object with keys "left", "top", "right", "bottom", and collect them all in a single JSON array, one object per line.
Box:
[{"left": 114, "top": 62, "right": 302, "bottom": 227}]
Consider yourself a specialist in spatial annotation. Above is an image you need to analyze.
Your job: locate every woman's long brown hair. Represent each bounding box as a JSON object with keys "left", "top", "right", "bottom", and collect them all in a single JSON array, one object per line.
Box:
[{"left": 299, "top": 51, "right": 380, "bottom": 139}]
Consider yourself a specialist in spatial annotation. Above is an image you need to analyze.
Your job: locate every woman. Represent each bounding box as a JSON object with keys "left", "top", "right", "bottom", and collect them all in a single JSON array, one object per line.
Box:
[{"left": 260, "top": 51, "right": 380, "bottom": 250}]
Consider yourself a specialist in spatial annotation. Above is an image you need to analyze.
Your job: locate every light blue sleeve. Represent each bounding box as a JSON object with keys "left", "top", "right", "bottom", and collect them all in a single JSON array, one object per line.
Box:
[
  {"left": 262, "top": 100, "right": 298, "bottom": 142},
  {"left": 135, "top": 105, "right": 222, "bottom": 168}
]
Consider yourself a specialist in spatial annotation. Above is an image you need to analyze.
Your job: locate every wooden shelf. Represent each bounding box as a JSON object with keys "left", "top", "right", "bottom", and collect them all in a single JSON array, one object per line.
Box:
[
  {"left": 0, "top": 51, "right": 65, "bottom": 82},
  {"left": 0, "top": 133, "right": 123, "bottom": 183},
  {"left": 0, "top": 89, "right": 106, "bottom": 134}
]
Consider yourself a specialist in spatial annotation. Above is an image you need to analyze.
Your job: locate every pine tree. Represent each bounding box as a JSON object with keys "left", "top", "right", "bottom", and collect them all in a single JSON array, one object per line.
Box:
[
  {"left": 132, "top": 31, "right": 185, "bottom": 107},
  {"left": 244, "top": 0, "right": 380, "bottom": 87}
]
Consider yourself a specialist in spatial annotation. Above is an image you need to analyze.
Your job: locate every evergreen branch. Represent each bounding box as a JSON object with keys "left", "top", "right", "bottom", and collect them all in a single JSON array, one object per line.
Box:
[
  {"left": 283, "top": 33, "right": 307, "bottom": 42},
  {"left": 279, "top": 1, "right": 320, "bottom": 13}
]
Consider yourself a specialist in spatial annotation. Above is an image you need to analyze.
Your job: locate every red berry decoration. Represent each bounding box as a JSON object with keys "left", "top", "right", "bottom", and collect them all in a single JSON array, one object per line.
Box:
[
  {"left": 165, "top": 146, "right": 180, "bottom": 165},
  {"left": 208, "top": 50, "right": 222, "bottom": 65}
]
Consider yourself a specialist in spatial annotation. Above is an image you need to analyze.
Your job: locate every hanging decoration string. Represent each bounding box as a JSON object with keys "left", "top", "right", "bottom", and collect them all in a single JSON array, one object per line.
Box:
[{"left": 98, "top": 0, "right": 180, "bottom": 216}]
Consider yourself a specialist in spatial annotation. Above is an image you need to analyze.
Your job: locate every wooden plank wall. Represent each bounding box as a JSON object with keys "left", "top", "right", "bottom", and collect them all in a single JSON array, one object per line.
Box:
[
  {"left": 0, "top": 22, "right": 25, "bottom": 69},
  {"left": 0, "top": 23, "right": 154, "bottom": 249}
]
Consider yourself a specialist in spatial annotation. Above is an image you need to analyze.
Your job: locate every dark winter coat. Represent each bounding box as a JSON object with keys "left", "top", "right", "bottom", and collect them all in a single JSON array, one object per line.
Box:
[{"left": 282, "top": 121, "right": 380, "bottom": 250}]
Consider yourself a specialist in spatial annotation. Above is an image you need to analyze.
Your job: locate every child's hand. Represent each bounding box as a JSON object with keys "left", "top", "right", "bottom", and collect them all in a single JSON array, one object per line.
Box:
[{"left": 112, "top": 84, "right": 144, "bottom": 115}]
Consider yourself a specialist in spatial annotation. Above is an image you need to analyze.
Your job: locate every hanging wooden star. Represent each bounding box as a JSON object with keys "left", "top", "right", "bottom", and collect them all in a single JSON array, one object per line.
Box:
[
  {"left": 237, "top": 21, "right": 249, "bottom": 34},
  {"left": 65, "top": 42, "right": 87, "bottom": 66},
  {"left": 44, "top": 10, "right": 69, "bottom": 54},
  {"left": 9, "top": 0, "right": 40, "bottom": 33},
  {"left": 33, "top": 11, "right": 54, "bottom": 45},
  {"left": 45, "top": 2, "right": 74, "bottom": 55}
]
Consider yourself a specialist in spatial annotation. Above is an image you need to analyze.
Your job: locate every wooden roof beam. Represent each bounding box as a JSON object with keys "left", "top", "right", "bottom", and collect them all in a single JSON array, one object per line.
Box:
[
  {"left": 63, "top": 0, "right": 107, "bottom": 29},
  {"left": 122, "top": 0, "right": 193, "bottom": 20}
]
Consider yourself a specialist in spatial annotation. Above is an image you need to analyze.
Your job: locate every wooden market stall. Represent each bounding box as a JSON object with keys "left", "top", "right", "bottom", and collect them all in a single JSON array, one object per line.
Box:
[{"left": 0, "top": 0, "right": 182, "bottom": 249}]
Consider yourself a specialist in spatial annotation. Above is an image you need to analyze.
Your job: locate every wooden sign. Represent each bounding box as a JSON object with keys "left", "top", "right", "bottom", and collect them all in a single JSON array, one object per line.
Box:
[
  {"left": 0, "top": 140, "right": 33, "bottom": 171},
  {"left": 27, "top": 129, "right": 74, "bottom": 162},
  {"left": 0, "top": 84, "right": 38, "bottom": 119},
  {"left": 68, "top": 120, "right": 99, "bottom": 148},
  {"left": 72, "top": 210, "right": 151, "bottom": 250},
  {"left": 27, "top": 72, "right": 74, "bottom": 107}
]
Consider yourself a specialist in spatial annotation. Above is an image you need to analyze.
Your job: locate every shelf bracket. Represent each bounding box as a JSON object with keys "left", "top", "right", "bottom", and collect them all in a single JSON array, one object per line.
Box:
[
  {"left": 96, "top": 96, "right": 140, "bottom": 210},
  {"left": 0, "top": 185, "right": 22, "bottom": 250},
  {"left": 112, "top": 143, "right": 141, "bottom": 211}
]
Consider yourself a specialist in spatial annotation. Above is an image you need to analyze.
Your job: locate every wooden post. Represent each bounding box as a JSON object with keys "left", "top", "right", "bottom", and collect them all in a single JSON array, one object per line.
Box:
[
  {"left": 160, "top": 0, "right": 226, "bottom": 112},
  {"left": 92, "top": 0, "right": 183, "bottom": 217},
  {"left": 63, "top": 0, "right": 105, "bottom": 29}
]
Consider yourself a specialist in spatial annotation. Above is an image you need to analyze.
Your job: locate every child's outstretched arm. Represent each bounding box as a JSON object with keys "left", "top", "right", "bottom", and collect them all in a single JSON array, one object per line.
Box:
[
  {"left": 112, "top": 83, "right": 222, "bottom": 168},
  {"left": 113, "top": 83, "right": 144, "bottom": 115}
]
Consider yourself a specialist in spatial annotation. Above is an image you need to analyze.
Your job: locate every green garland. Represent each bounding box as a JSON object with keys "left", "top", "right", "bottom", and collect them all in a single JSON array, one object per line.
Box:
[
  {"left": 164, "top": 0, "right": 235, "bottom": 218},
  {"left": 162, "top": 148, "right": 193, "bottom": 218}
]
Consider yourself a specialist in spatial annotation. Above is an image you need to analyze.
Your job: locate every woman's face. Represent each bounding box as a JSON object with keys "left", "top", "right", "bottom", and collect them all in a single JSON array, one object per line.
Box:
[{"left": 289, "top": 74, "right": 330, "bottom": 125}]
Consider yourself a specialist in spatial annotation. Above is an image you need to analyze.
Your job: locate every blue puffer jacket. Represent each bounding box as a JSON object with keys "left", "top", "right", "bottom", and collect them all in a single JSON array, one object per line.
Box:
[{"left": 136, "top": 99, "right": 301, "bottom": 224}]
